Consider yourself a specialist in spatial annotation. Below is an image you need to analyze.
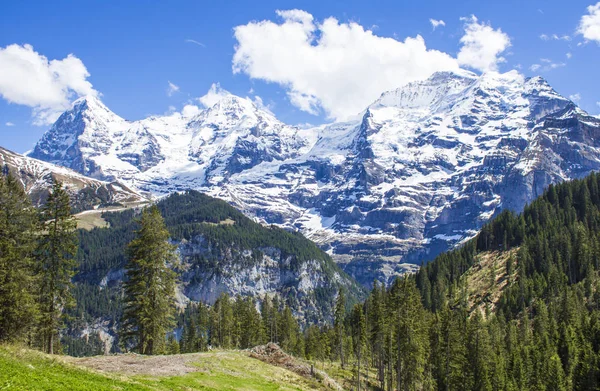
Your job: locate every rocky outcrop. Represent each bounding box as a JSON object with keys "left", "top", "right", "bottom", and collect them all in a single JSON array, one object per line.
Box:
[{"left": 0, "top": 146, "right": 147, "bottom": 212}]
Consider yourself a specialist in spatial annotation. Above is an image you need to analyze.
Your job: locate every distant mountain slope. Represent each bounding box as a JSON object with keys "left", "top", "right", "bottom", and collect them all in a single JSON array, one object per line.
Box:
[
  {"left": 30, "top": 70, "right": 600, "bottom": 286},
  {"left": 73, "top": 190, "right": 364, "bottom": 350},
  {"left": 0, "top": 146, "right": 147, "bottom": 212},
  {"left": 417, "top": 171, "right": 600, "bottom": 316}
]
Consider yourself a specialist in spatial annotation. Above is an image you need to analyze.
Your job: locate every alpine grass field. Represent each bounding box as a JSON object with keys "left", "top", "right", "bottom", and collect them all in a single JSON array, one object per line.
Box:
[{"left": 0, "top": 345, "right": 346, "bottom": 390}]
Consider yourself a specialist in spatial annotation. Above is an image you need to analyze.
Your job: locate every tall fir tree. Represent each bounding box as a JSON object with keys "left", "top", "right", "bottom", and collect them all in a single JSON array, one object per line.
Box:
[
  {"left": 334, "top": 288, "right": 346, "bottom": 368},
  {"left": 120, "top": 205, "right": 178, "bottom": 355},
  {"left": 0, "top": 172, "right": 39, "bottom": 343},
  {"left": 37, "top": 179, "right": 77, "bottom": 354},
  {"left": 351, "top": 303, "right": 367, "bottom": 391}
]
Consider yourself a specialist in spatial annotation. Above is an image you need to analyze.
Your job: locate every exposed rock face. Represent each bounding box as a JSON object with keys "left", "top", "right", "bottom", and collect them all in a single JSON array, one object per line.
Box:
[
  {"left": 78, "top": 191, "right": 364, "bottom": 325},
  {"left": 0, "top": 146, "right": 147, "bottom": 212},
  {"left": 29, "top": 70, "right": 600, "bottom": 286}
]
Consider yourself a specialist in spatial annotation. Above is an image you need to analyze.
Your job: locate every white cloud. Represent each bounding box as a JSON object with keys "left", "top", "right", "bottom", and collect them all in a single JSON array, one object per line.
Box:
[
  {"left": 530, "top": 59, "right": 566, "bottom": 72},
  {"left": 597, "top": 101, "right": 600, "bottom": 107},
  {"left": 540, "top": 33, "right": 571, "bottom": 41},
  {"left": 232, "top": 9, "right": 459, "bottom": 120},
  {"left": 185, "top": 39, "right": 206, "bottom": 48},
  {"left": 578, "top": 2, "right": 600, "bottom": 43},
  {"left": 457, "top": 15, "right": 511, "bottom": 72},
  {"left": 167, "top": 81, "right": 180, "bottom": 97},
  {"left": 429, "top": 19, "right": 446, "bottom": 30},
  {"left": 569, "top": 93, "right": 581, "bottom": 102},
  {"left": 566, "top": 52, "right": 573, "bottom": 59},
  {"left": 5, "top": 122, "right": 15, "bottom": 127},
  {"left": 0, "top": 44, "right": 97, "bottom": 125},
  {"left": 181, "top": 104, "right": 201, "bottom": 117},
  {"left": 198, "top": 83, "right": 231, "bottom": 108}
]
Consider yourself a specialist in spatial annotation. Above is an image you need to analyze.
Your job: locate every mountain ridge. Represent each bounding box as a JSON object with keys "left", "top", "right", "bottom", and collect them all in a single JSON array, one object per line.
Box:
[
  {"left": 26, "top": 70, "right": 600, "bottom": 286},
  {"left": 0, "top": 145, "right": 147, "bottom": 212}
]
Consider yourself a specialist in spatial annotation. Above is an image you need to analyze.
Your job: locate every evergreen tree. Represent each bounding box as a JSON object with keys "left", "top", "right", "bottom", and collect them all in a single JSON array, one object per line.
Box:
[
  {"left": 0, "top": 172, "right": 39, "bottom": 343},
  {"left": 37, "top": 179, "right": 78, "bottom": 354},
  {"left": 120, "top": 205, "right": 178, "bottom": 355},
  {"left": 351, "top": 304, "right": 367, "bottom": 391},
  {"left": 334, "top": 288, "right": 346, "bottom": 368}
]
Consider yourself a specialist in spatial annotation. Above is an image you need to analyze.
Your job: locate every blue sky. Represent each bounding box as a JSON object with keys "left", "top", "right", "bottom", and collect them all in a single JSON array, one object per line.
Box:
[{"left": 1, "top": 0, "right": 600, "bottom": 153}]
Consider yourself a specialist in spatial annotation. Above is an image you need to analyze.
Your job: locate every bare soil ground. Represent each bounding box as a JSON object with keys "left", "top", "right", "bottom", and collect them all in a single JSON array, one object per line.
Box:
[{"left": 62, "top": 351, "right": 209, "bottom": 376}]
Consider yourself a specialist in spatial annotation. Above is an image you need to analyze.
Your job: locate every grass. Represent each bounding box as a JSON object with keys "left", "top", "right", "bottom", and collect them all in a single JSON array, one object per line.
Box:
[
  {"left": 0, "top": 346, "right": 333, "bottom": 391},
  {"left": 0, "top": 346, "right": 147, "bottom": 390},
  {"left": 461, "top": 248, "right": 519, "bottom": 317},
  {"left": 75, "top": 211, "right": 109, "bottom": 230}
]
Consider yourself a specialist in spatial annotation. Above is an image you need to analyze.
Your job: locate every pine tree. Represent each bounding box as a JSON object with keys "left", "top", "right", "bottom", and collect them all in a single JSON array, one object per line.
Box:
[
  {"left": 351, "top": 304, "right": 367, "bottom": 391},
  {"left": 0, "top": 172, "right": 39, "bottom": 343},
  {"left": 37, "top": 179, "right": 78, "bottom": 354},
  {"left": 334, "top": 288, "right": 346, "bottom": 368},
  {"left": 120, "top": 205, "right": 178, "bottom": 355}
]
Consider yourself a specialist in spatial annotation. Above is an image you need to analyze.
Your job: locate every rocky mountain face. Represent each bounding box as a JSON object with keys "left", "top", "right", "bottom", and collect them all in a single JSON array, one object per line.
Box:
[
  {"left": 75, "top": 191, "right": 364, "bottom": 332},
  {"left": 29, "top": 70, "right": 600, "bottom": 286},
  {"left": 0, "top": 146, "right": 146, "bottom": 212}
]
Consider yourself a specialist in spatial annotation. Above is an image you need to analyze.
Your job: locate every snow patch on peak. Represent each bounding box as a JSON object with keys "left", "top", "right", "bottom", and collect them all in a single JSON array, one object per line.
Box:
[{"left": 199, "top": 83, "right": 233, "bottom": 108}]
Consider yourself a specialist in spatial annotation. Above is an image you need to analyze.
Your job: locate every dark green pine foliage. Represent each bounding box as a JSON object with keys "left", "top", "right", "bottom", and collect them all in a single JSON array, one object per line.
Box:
[
  {"left": 168, "top": 172, "right": 600, "bottom": 391},
  {"left": 120, "top": 205, "right": 178, "bottom": 355},
  {"left": 0, "top": 172, "right": 39, "bottom": 343},
  {"left": 37, "top": 179, "right": 78, "bottom": 354},
  {"left": 351, "top": 304, "right": 367, "bottom": 391},
  {"left": 70, "top": 190, "right": 363, "bottom": 339}
]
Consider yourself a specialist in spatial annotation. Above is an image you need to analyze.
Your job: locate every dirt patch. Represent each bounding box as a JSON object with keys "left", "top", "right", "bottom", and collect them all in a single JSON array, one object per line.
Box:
[
  {"left": 62, "top": 352, "right": 208, "bottom": 376},
  {"left": 250, "top": 343, "right": 343, "bottom": 390}
]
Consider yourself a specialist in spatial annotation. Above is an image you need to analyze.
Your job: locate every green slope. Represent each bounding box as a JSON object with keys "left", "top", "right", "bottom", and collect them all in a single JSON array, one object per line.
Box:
[{"left": 0, "top": 345, "right": 339, "bottom": 391}]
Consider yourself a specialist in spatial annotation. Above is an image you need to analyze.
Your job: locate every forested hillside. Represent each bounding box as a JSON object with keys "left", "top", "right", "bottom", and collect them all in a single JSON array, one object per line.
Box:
[
  {"left": 69, "top": 191, "right": 364, "bottom": 355},
  {"left": 301, "top": 172, "right": 600, "bottom": 390}
]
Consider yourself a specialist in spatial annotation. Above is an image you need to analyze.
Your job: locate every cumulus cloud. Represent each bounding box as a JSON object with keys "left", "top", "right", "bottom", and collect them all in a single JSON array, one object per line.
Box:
[
  {"left": 457, "top": 15, "right": 511, "bottom": 72},
  {"left": 430, "top": 19, "right": 446, "bottom": 30},
  {"left": 232, "top": 9, "right": 459, "bottom": 120},
  {"left": 578, "top": 2, "right": 600, "bottom": 42},
  {"left": 0, "top": 44, "right": 97, "bottom": 125},
  {"left": 198, "top": 83, "right": 231, "bottom": 108},
  {"left": 5, "top": 122, "right": 15, "bottom": 127},
  {"left": 167, "top": 81, "right": 180, "bottom": 97},
  {"left": 570, "top": 93, "right": 581, "bottom": 102},
  {"left": 181, "top": 104, "right": 201, "bottom": 117}
]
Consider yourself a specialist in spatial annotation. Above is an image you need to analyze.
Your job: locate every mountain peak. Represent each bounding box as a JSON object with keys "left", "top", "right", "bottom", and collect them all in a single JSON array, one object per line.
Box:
[{"left": 71, "top": 94, "right": 108, "bottom": 111}]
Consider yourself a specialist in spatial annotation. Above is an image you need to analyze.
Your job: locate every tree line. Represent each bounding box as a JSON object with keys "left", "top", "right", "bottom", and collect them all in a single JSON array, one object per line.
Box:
[
  {"left": 172, "top": 173, "right": 600, "bottom": 390},
  {"left": 0, "top": 171, "right": 78, "bottom": 354}
]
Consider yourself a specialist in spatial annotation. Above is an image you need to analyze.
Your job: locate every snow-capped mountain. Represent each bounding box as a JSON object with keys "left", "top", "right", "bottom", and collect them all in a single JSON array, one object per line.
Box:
[
  {"left": 28, "top": 71, "right": 600, "bottom": 286},
  {"left": 30, "top": 93, "right": 313, "bottom": 193},
  {"left": 0, "top": 146, "right": 147, "bottom": 212}
]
